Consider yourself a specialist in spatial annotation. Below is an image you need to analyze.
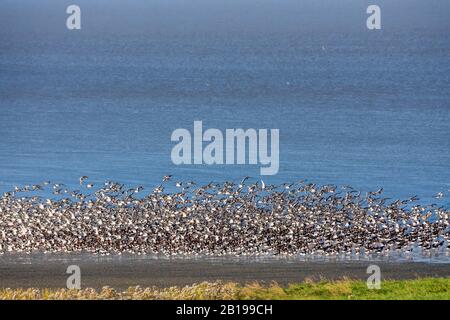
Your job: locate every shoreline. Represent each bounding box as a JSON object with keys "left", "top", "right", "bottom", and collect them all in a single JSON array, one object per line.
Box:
[{"left": 1, "top": 254, "right": 448, "bottom": 290}]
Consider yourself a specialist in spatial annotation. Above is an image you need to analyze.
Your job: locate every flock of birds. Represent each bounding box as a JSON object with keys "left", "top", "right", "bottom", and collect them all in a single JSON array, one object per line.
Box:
[{"left": 0, "top": 176, "right": 448, "bottom": 257}]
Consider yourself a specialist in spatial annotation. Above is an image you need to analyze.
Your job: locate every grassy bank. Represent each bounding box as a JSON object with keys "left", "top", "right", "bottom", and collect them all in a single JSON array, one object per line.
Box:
[{"left": 0, "top": 278, "right": 448, "bottom": 300}]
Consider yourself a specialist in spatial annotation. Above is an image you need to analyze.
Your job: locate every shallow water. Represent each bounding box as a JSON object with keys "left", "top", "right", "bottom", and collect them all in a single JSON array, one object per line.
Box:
[{"left": 2, "top": 247, "right": 449, "bottom": 265}]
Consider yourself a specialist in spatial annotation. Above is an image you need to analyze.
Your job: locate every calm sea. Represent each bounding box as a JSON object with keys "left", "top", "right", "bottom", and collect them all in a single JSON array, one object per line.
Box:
[{"left": 0, "top": 0, "right": 449, "bottom": 204}]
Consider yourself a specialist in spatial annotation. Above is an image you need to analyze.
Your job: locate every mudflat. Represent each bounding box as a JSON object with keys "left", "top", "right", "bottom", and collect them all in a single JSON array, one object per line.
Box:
[{"left": 0, "top": 254, "right": 448, "bottom": 290}]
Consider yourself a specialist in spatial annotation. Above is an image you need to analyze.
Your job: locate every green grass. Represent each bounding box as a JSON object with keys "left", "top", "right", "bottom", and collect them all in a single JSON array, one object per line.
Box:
[{"left": 0, "top": 278, "right": 448, "bottom": 300}]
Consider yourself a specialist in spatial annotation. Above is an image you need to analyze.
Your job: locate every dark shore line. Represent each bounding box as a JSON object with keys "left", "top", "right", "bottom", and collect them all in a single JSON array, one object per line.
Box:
[{"left": 0, "top": 254, "right": 449, "bottom": 290}]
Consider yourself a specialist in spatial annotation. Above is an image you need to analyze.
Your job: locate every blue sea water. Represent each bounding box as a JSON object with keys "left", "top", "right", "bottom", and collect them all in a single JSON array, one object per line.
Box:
[{"left": 0, "top": 0, "right": 449, "bottom": 204}]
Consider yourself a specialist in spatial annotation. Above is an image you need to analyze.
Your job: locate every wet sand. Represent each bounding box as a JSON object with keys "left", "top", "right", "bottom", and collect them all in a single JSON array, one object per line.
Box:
[{"left": 0, "top": 254, "right": 448, "bottom": 290}]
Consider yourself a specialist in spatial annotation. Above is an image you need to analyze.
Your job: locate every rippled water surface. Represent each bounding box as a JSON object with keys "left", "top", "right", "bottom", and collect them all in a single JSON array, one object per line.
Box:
[{"left": 1, "top": 0, "right": 449, "bottom": 204}]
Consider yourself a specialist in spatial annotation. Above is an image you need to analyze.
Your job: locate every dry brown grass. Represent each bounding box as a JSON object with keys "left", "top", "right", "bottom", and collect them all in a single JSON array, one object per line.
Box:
[{"left": 0, "top": 278, "right": 448, "bottom": 300}]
